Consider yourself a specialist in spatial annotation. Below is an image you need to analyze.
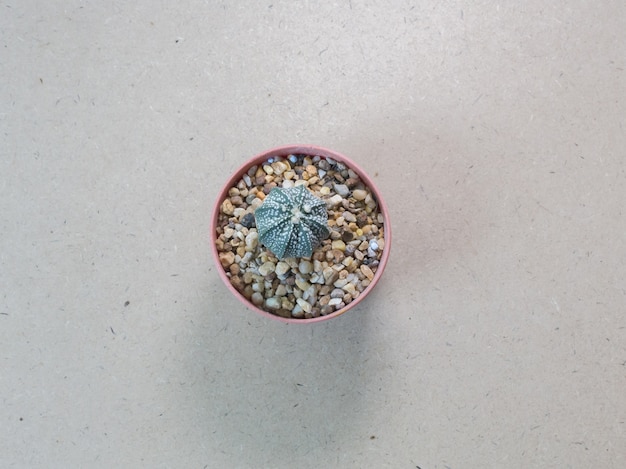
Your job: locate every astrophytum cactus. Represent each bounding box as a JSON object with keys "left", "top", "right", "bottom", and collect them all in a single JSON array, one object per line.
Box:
[{"left": 254, "top": 185, "right": 330, "bottom": 259}]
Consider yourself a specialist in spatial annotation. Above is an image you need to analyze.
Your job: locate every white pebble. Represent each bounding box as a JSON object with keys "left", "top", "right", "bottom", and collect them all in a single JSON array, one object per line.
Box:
[
  {"left": 245, "top": 231, "right": 258, "bottom": 251},
  {"left": 343, "top": 211, "right": 356, "bottom": 223},
  {"left": 333, "top": 278, "right": 348, "bottom": 288},
  {"left": 333, "top": 183, "right": 350, "bottom": 197},
  {"left": 297, "top": 298, "right": 312, "bottom": 314},
  {"left": 298, "top": 260, "right": 313, "bottom": 274},
  {"left": 326, "top": 194, "right": 343, "bottom": 207},
  {"left": 241, "top": 252, "right": 253, "bottom": 265},
  {"left": 265, "top": 297, "right": 281, "bottom": 309}
]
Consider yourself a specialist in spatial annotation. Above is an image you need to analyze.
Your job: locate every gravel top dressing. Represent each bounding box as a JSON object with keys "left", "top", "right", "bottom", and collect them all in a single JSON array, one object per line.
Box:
[{"left": 215, "top": 153, "right": 386, "bottom": 320}]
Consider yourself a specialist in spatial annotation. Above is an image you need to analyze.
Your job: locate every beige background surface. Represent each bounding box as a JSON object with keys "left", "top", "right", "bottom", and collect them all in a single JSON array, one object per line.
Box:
[{"left": 2, "top": 1, "right": 625, "bottom": 468}]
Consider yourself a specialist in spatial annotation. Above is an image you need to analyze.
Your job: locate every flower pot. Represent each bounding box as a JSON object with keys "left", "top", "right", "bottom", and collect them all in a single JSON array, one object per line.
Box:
[{"left": 210, "top": 144, "right": 391, "bottom": 324}]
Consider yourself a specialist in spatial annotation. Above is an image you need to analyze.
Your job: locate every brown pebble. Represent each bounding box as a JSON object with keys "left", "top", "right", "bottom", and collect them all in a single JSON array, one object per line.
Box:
[
  {"left": 219, "top": 251, "right": 235, "bottom": 268},
  {"left": 230, "top": 275, "right": 244, "bottom": 291},
  {"left": 360, "top": 264, "right": 375, "bottom": 281},
  {"left": 345, "top": 177, "right": 359, "bottom": 188},
  {"left": 251, "top": 292, "right": 264, "bottom": 306},
  {"left": 275, "top": 309, "right": 292, "bottom": 318},
  {"left": 229, "top": 263, "right": 240, "bottom": 275},
  {"left": 356, "top": 211, "right": 368, "bottom": 227},
  {"left": 332, "top": 249, "right": 345, "bottom": 263},
  {"left": 221, "top": 199, "right": 234, "bottom": 215}
]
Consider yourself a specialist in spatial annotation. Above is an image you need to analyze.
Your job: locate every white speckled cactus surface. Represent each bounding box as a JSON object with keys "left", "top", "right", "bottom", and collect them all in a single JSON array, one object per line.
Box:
[{"left": 254, "top": 185, "right": 330, "bottom": 259}]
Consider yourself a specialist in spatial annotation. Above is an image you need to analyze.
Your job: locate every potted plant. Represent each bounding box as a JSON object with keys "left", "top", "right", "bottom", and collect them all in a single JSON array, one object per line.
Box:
[{"left": 210, "top": 144, "right": 391, "bottom": 323}]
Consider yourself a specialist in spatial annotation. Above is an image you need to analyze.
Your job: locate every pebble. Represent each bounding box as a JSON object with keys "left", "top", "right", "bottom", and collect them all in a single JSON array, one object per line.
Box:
[
  {"left": 272, "top": 161, "right": 290, "bottom": 175},
  {"left": 298, "top": 260, "right": 313, "bottom": 274},
  {"left": 331, "top": 239, "right": 346, "bottom": 251},
  {"left": 323, "top": 267, "right": 339, "bottom": 285},
  {"left": 368, "top": 239, "right": 379, "bottom": 257},
  {"left": 295, "top": 277, "right": 311, "bottom": 292},
  {"left": 343, "top": 282, "right": 357, "bottom": 296},
  {"left": 275, "top": 284, "right": 288, "bottom": 297},
  {"left": 328, "top": 298, "right": 343, "bottom": 307},
  {"left": 343, "top": 211, "right": 356, "bottom": 223},
  {"left": 245, "top": 231, "right": 258, "bottom": 252},
  {"left": 356, "top": 211, "right": 369, "bottom": 227},
  {"left": 341, "top": 230, "right": 354, "bottom": 242},
  {"left": 221, "top": 199, "right": 234, "bottom": 215},
  {"left": 265, "top": 297, "right": 281, "bottom": 310},
  {"left": 333, "top": 183, "right": 350, "bottom": 197},
  {"left": 251, "top": 292, "right": 264, "bottom": 306},
  {"left": 326, "top": 194, "right": 343, "bottom": 207},
  {"left": 258, "top": 261, "right": 276, "bottom": 276},
  {"left": 291, "top": 305, "right": 304, "bottom": 318},
  {"left": 241, "top": 212, "right": 256, "bottom": 228},
  {"left": 352, "top": 189, "right": 367, "bottom": 201},
  {"left": 241, "top": 251, "right": 253, "bottom": 265},
  {"left": 296, "top": 298, "right": 312, "bottom": 314},
  {"left": 219, "top": 251, "right": 235, "bottom": 267},
  {"left": 275, "top": 261, "right": 290, "bottom": 276},
  {"left": 333, "top": 278, "right": 349, "bottom": 288},
  {"left": 360, "top": 264, "right": 375, "bottom": 281}
]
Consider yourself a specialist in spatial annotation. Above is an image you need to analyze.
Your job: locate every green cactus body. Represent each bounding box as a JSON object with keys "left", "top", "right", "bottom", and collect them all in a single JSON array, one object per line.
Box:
[{"left": 255, "top": 185, "right": 330, "bottom": 259}]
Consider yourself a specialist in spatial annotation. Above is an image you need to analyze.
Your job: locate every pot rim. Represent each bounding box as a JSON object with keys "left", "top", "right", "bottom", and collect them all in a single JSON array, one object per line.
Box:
[{"left": 210, "top": 144, "right": 392, "bottom": 324}]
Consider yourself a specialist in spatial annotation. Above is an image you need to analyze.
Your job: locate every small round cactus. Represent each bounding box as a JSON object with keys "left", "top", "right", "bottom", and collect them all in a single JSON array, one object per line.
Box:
[{"left": 255, "top": 185, "right": 330, "bottom": 259}]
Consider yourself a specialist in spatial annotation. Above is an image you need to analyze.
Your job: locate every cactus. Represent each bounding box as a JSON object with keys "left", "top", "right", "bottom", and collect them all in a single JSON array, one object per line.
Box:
[{"left": 254, "top": 185, "right": 330, "bottom": 259}]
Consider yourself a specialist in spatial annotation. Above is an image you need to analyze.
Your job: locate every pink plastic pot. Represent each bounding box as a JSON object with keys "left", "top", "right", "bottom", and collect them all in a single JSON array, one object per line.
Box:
[{"left": 210, "top": 144, "right": 391, "bottom": 324}]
